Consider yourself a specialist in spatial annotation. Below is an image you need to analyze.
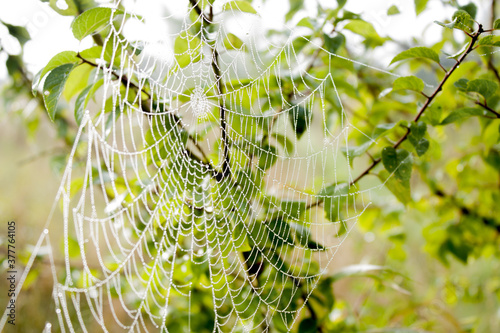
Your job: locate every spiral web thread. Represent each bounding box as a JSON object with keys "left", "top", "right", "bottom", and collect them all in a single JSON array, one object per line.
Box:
[{"left": 1, "top": 0, "right": 414, "bottom": 332}]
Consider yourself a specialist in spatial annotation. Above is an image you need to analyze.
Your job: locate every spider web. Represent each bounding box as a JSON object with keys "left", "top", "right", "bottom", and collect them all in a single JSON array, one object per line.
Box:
[{"left": 2, "top": 0, "right": 410, "bottom": 331}]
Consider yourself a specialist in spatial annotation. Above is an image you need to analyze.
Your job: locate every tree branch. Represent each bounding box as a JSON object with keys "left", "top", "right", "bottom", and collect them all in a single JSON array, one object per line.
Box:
[
  {"left": 476, "top": 101, "right": 500, "bottom": 118},
  {"left": 349, "top": 26, "right": 485, "bottom": 187}
]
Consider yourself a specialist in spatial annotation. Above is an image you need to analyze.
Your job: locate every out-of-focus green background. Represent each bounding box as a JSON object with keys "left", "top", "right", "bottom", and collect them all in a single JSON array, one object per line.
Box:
[{"left": 1, "top": 0, "right": 500, "bottom": 332}]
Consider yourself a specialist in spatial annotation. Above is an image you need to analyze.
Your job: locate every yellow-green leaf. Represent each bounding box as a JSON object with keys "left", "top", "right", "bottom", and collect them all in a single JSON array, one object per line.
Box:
[
  {"left": 43, "top": 63, "right": 75, "bottom": 122},
  {"left": 222, "top": 1, "right": 257, "bottom": 14},
  {"left": 390, "top": 46, "right": 440, "bottom": 66},
  {"left": 392, "top": 76, "right": 424, "bottom": 92}
]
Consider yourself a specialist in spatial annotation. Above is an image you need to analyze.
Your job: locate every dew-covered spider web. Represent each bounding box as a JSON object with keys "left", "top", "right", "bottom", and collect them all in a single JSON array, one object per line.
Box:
[{"left": 2, "top": 0, "right": 416, "bottom": 331}]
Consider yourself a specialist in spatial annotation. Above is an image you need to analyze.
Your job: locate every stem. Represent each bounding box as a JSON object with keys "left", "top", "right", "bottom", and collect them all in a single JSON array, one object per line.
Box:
[
  {"left": 476, "top": 101, "right": 500, "bottom": 118},
  {"left": 212, "top": 49, "right": 232, "bottom": 178},
  {"left": 189, "top": 0, "right": 231, "bottom": 179}
]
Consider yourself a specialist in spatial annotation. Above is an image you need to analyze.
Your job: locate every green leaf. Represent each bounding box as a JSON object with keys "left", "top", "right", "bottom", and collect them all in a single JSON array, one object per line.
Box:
[
  {"left": 222, "top": 1, "right": 257, "bottom": 14},
  {"left": 382, "top": 147, "right": 413, "bottom": 181},
  {"left": 422, "top": 104, "right": 443, "bottom": 126},
  {"left": 72, "top": 7, "right": 120, "bottom": 41},
  {"left": 75, "top": 85, "right": 92, "bottom": 125},
  {"left": 296, "top": 17, "right": 315, "bottom": 30},
  {"left": 298, "top": 318, "right": 317, "bottom": 333},
  {"left": 280, "top": 201, "right": 306, "bottom": 221},
  {"left": 336, "top": 0, "right": 347, "bottom": 9},
  {"left": 466, "top": 79, "right": 498, "bottom": 100},
  {"left": 387, "top": 5, "right": 400, "bottom": 16},
  {"left": 63, "top": 63, "right": 92, "bottom": 100},
  {"left": 372, "top": 121, "right": 408, "bottom": 139},
  {"left": 459, "top": 3, "right": 477, "bottom": 19},
  {"left": 290, "top": 222, "right": 324, "bottom": 249},
  {"left": 379, "top": 169, "right": 412, "bottom": 204},
  {"left": 392, "top": 76, "right": 424, "bottom": 92},
  {"left": 478, "top": 35, "right": 500, "bottom": 47},
  {"left": 43, "top": 64, "right": 75, "bottom": 122},
  {"left": 341, "top": 140, "right": 373, "bottom": 166},
  {"left": 271, "top": 133, "right": 294, "bottom": 153},
  {"left": 267, "top": 218, "right": 294, "bottom": 247},
  {"left": 454, "top": 78, "right": 469, "bottom": 91},
  {"left": 323, "top": 33, "right": 345, "bottom": 53},
  {"left": 408, "top": 122, "right": 429, "bottom": 156},
  {"left": 320, "top": 183, "right": 349, "bottom": 222},
  {"left": 414, "top": 0, "right": 429, "bottom": 15},
  {"left": 445, "top": 43, "right": 468, "bottom": 59},
  {"left": 79, "top": 46, "right": 103, "bottom": 61},
  {"left": 232, "top": 220, "right": 251, "bottom": 251},
  {"left": 440, "top": 107, "right": 485, "bottom": 125},
  {"left": 223, "top": 33, "right": 244, "bottom": 50},
  {"left": 258, "top": 145, "right": 278, "bottom": 170},
  {"left": 435, "top": 10, "right": 474, "bottom": 31},
  {"left": 390, "top": 46, "right": 440, "bottom": 66},
  {"left": 484, "top": 147, "right": 500, "bottom": 171},
  {"left": 48, "top": 0, "right": 79, "bottom": 16},
  {"left": 343, "top": 20, "right": 386, "bottom": 47},
  {"left": 451, "top": 10, "right": 474, "bottom": 31},
  {"left": 174, "top": 32, "right": 202, "bottom": 68},
  {"left": 3, "top": 22, "right": 30, "bottom": 45},
  {"left": 494, "top": 18, "right": 500, "bottom": 30},
  {"left": 38, "top": 51, "right": 79, "bottom": 85},
  {"left": 289, "top": 105, "right": 312, "bottom": 138}
]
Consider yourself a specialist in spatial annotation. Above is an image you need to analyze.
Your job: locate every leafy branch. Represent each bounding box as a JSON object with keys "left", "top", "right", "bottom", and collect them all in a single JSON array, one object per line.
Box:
[{"left": 350, "top": 24, "right": 485, "bottom": 186}]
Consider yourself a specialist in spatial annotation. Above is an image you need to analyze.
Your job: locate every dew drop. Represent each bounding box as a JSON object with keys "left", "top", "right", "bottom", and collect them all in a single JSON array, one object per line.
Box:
[
  {"left": 205, "top": 206, "right": 214, "bottom": 213},
  {"left": 44, "top": 91, "right": 50, "bottom": 96},
  {"left": 55, "top": 309, "right": 61, "bottom": 314}
]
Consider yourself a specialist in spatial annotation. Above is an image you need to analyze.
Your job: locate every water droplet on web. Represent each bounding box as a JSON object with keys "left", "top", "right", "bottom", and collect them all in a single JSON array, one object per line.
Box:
[
  {"left": 205, "top": 206, "right": 213, "bottom": 213},
  {"left": 190, "top": 87, "right": 210, "bottom": 120},
  {"left": 88, "top": 287, "right": 98, "bottom": 298},
  {"left": 43, "top": 229, "right": 49, "bottom": 234},
  {"left": 55, "top": 309, "right": 61, "bottom": 314}
]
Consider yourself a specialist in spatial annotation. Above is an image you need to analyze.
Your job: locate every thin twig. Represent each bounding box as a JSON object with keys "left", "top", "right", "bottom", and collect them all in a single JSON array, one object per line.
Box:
[
  {"left": 307, "top": 25, "right": 485, "bottom": 208},
  {"left": 476, "top": 101, "right": 500, "bottom": 118}
]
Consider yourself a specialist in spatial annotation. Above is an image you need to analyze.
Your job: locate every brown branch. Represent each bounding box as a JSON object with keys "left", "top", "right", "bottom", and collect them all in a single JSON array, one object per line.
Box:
[
  {"left": 188, "top": 0, "right": 231, "bottom": 179},
  {"left": 305, "top": 25, "right": 485, "bottom": 209},
  {"left": 476, "top": 101, "right": 500, "bottom": 118}
]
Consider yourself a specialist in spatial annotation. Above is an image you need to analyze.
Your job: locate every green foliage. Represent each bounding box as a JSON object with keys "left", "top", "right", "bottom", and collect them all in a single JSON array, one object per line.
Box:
[
  {"left": 2, "top": 1, "right": 500, "bottom": 332},
  {"left": 71, "top": 7, "right": 118, "bottom": 40},
  {"left": 387, "top": 5, "right": 400, "bottom": 16},
  {"left": 392, "top": 76, "right": 424, "bottom": 92},
  {"left": 222, "top": 1, "right": 257, "bottom": 14},
  {"left": 42, "top": 64, "right": 75, "bottom": 121},
  {"left": 382, "top": 147, "right": 413, "bottom": 181},
  {"left": 390, "top": 46, "right": 440, "bottom": 66},
  {"left": 408, "top": 122, "right": 429, "bottom": 156},
  {"left": 440, "top": 107, "right": 485, "bottom": 125}
]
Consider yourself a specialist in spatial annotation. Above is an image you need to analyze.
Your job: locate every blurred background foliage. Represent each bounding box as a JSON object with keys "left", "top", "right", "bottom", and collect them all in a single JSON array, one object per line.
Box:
[{"left": 0, "top": 0, "right": 500, "bottom": 332}]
